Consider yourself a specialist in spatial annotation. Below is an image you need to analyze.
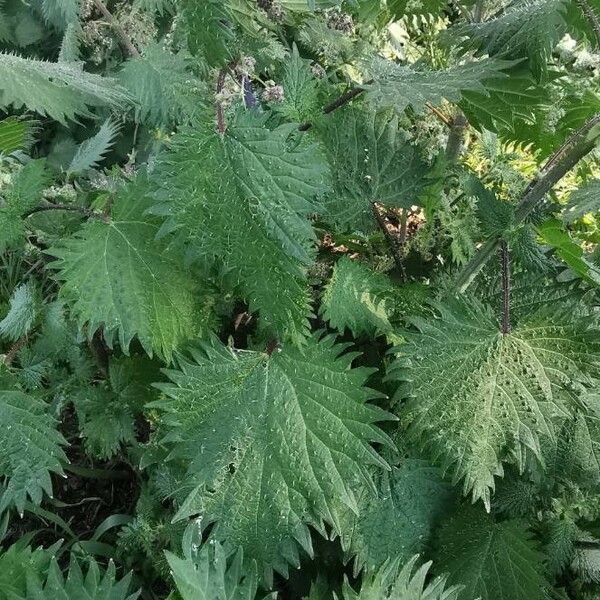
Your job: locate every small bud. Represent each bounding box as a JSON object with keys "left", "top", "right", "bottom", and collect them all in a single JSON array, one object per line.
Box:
[
  {"left": 326, "top": 8, "right": 354, "bottom": 33},
  {"left": 262, "top": 84, "right": 285, "bottom": 103},
  {"left": 240, "top": 55, "right": 257, "bottom": 76},
  {"left": 267, "top": 2, "right": 285, "bottom": 22},
  {"left": 311, "top": 63, "right": 326, "bottom": 79}
]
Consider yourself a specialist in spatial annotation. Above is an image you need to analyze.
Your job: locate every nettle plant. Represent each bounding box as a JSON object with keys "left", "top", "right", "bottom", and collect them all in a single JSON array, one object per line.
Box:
[{"left": 2, "top": 0, "right": 600, "bottom": 598}]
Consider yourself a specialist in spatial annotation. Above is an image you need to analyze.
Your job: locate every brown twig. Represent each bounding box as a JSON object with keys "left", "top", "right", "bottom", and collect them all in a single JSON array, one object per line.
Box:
[
  {"left": 426, "top": 102, "right": 453, "bottom": 127},
  {"left": 93, "top": 0, "right": 140, "bottom": 58}
]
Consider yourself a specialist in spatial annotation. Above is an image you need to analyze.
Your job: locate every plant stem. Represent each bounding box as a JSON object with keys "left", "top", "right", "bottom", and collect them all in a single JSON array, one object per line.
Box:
[
  {"left": 322, "top": 86, "right": 367, "bottom": 115},
  {"left": 24, "top": 203, "right": 95, "bottom": 218},
  {"left": 266, "top": 339, "right": 280, "bottom": 356},
  {"left": 89, "top": 328, "right": 109, "bottom": 377},
  {"left": 216, "top": 68, "right": 228, "bottom": 134},
  {"left": 426, "top": 103, "right": 453, "bottom": 126},
  {"left": 500, "top": 239, "right": 511, "bottom": 334},
  {"left": 445, "top": 111, "right": 468, "bottom": 163},
  {"left": 456, "top": 113, "right": 600, "bottom": 291},
  {"left": 473, "top": 0, "right": 486, "bottom": 22},
  {"left": 93, "top": 0, "right": 140, "bottom": 58},
  {"left": 372, "top": 203, "right": 406, "bottom": 279},
  {"left": 577, "top": 0, "right": 600, "bottom": 46},
  {"left": 514, "top": 121, "right": 600, "bottom": 222},
  {"left": 298, "top": 86, "right": 366, "bottom": 131},
  {"left": 2, "top": 336, "right": 27, "bottom": 366},
  {"left": 64, "top": 464, "right": 131, "bottom": 480}
]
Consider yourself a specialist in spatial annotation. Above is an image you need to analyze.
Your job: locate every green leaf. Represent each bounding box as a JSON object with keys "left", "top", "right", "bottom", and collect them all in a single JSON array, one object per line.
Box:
[
  {"left": 152, "top": 333, "right": 394, "bottom": 576},
  {"left": 0, "top": 282, "right": 41, "bottom": 342},
  {"left": 58, "top": 21, "right": 81, "bottom": 62},
  {"left": 73, "top": 356, "right": 158, "bottom": 459},
  {"left": 544, "top": 516, "right": 579, "bottom": 575},
  {"left": 6, "top": 159, "right": 51, "bottom": 210},
  {"left": 563, "top": 179, "right": 600, "bottom": 223},
  {"left": 460, "top": 71, "right": 553, "bottom": 141},
  {"left": 391, "top": 293, "right": 600, "bottom": 507},
  {"left": 118, "top": 43, "right": 203, "bottom": 127},
  {"left": 321, "top": 257, "right": 394, "bottom": 337},
  {"left": 178, "top": 0, "right": 235, "bottom": 66},
  {"left": 537, "top": 218, "right": 600, "bottom": 284},
  {"left": 166, "top": 543, "right": 263, "bottom": 600},
  {"left": 281, "top": 0, "right": 339, "bottom": 11},
  {"left": 557, "top": 392, "right": 600, "bottom": 488},
  {"left": 25, "top": 557, "right": 139, "bottom": 600},
  {"left": 132, "top": 0, "right": 175, "bottom": 13},
  {"left": 0, "top": 117, "right": 36, "bottom": 154},
  {"left": 367, "top": 58, "right": 512, "bottom": 115},
  {"left": 0, "top": 52, "right": 130, "bottom": 124},
  {"left": 318, "top": 107, "right": 427, "bottom": 231},
  {"left": 152, "top": 109, "right": 330, "bottom": 344},
  {"left": 471, "top": 178, "right": 515, "bottom": 237},
  {"left": 434, "top": 508, "right": 550, "bottom": 600},
  {"left": 338, "top": 459, "right": 454, "bottom": 574},
  {"left": 48, "top": 176, "right": 206, "bottom": 361},
  {"left": 0, "top": 541, "right": 54, "bottom": 598},
  {"left": 387, "top": 0, "right": 448, "bottom": 17},
  {"left": 67, "top": 118, "right": 121, "bottom": 176},
  {"left": 453, "top": 0, "right": 568, "bottom": 79},
  {"left": 0, "top": 0, "right": 11, "bottom": 43},
  {"left": 41, "top": 0, "right": 80, "bottom": 29},
  {"left": 0, "top": 159, "right": 51, "bottom": 253},
  {"left": 342, "top": 555, "right": 462, "bottom": 600},
  {"left": 276, "top": 43, "right": 321, "bottom": 123},
  {"left": 0, "top": 370, "right": 67, "bottom": 515}
]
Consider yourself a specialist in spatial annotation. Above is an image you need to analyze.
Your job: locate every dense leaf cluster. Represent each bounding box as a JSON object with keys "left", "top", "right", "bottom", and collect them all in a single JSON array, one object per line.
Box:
[{"left": 1, "top": 0, "right": 600, "bottom": 598}]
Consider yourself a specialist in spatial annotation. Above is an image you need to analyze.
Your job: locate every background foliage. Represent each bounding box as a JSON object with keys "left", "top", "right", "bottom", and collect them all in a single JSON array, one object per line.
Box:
[{"left": 1, "top": 0, "right": 600, "bottom": 598}]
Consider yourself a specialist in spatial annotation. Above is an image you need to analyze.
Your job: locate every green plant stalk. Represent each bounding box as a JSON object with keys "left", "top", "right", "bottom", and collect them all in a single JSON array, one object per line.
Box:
[
  {"left": 500, "top": 239, "right": 511, "bottom": 334},
  {"left": 445, "top": 111, "right": 468, "bottom": 164},
  {"left": 577, "top": 0, "right": 600, "bottom": 46},
  {"left": 456, "top": 114, "right": 600, "bottom": 292}
]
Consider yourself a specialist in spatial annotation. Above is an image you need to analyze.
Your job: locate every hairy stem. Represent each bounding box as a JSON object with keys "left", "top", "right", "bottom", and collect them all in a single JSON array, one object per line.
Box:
[
  {"left": 298, "top": 85, "right": 367, "bottom": 131},
  {"left": 445, "top": 111, "right": 468, "bottom": 163},
  {"left": 2, "top": 336, "right": 27, "bottom": 366},
  {"left": 577, "top": 0, "right": 600, "bottom": 46},
  {"left": 372, "top": 203, "right": 407, "bottom": 279},
  {"left": 500, "top": 240, "right": 511, "bottom": 334},
  {"left": 456, "top": 113, "right": 600, "bottom": 291},
  {"left": 93, "top": 0, "right": 140, "bottom": 58},
  {"left": 216, "top": 68, "right": 228, "bottom": 134}
]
